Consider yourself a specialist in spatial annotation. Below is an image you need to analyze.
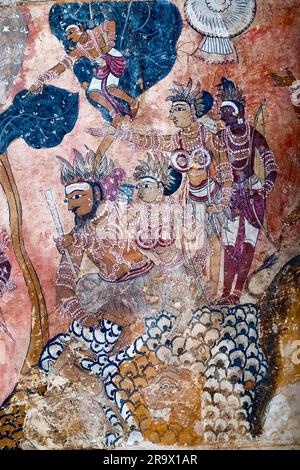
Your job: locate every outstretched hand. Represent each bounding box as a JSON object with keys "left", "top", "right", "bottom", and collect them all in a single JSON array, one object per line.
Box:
[
  {"left": 87, "top": 124, "right": 116, "bottom": 138},
  {"left": 23, "top": 83, "right": 44, "bottom": 98},
  {"left": 269, "top": 68, "right": 296, "bottom": 87}
]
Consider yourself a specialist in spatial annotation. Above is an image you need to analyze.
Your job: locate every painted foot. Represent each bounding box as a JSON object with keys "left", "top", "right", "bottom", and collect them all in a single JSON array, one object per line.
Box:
[
  {"left": 214, "top": 295, "right": 231, "bottom": 306},
  {"left": 226, "top": 293, "right": 241, "bottom": 305},
  {"left": 111, "top": 113, "right": 123, "bottom": 127},
  {"left": 213, "top": 294, "right": 240, "bottom": 306},
  {"left": 230, "top": 290, "right": 242, "bottom": 304}
]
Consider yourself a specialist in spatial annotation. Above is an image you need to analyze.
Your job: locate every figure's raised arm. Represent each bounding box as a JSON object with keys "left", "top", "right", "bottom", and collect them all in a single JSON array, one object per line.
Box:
[
  {"left": 94, "top": 20, "right": 116, "bottom": 54},
  {"left": 117, "top": 124, "right": 176, "bottom": 151}
]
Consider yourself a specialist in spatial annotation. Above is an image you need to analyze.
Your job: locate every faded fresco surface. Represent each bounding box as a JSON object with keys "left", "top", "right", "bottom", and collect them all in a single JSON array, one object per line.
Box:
[{"left": 0, "top": 0, "right": 299, "bottom": 450}]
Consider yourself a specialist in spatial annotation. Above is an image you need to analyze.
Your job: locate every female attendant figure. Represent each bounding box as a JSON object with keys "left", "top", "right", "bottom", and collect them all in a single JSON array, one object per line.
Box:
[
  {"left": 130, "top": 152, "right": 196, "bottom": 332},
  {"left": 89, "top": 79, "right": 233, "bottom": 300}
]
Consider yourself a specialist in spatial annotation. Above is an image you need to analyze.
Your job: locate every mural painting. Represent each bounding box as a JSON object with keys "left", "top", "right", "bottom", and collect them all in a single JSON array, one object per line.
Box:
[{"left": 0, "top": 0, "right": 299, "bottom": 450}]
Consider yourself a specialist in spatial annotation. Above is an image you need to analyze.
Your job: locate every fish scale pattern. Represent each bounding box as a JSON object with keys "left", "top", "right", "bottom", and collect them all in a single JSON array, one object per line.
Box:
[
  {"left": 37, "top": 304, "right": 267, "bottom": 445},
  {"left": 201, "top": 304, "right": 268, "bottom": 442},
  {"left": 38, "top": 319, "right": 123, "bottom": 374}
]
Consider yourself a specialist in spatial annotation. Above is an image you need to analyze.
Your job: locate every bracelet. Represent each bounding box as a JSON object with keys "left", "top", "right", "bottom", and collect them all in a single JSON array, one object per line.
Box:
[
  {"left": 260, "top": 150, "right": 279, "bottom": 176},
  {"left": 59, "top": 55, "right": 75, "bottom": 70},
  {"left": 57, "top": 296, "right": 86, "bottom": 320},
  {"left": 116, "top": 125, "right": 131, "bottom": 143},
  {"left": 262, "top": 181, "right": 274, "bottom": 194},
  {"left": 37, "top": 70, "right": 59, "bottom": 85},
  {"left": 56, "top": 262, "right": 79, "bottom": 288}
]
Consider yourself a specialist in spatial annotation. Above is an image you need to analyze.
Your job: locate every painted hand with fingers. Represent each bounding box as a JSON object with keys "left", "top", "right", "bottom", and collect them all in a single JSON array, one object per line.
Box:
[
  {"left": 269, "top": 68, "right": 296, "bottom": 87},
  {"left": 54, "top": 234, "right": 73, "bottom": 254},
  {"left": 23, "top": 82, "right": 43, "bottom": 98}
]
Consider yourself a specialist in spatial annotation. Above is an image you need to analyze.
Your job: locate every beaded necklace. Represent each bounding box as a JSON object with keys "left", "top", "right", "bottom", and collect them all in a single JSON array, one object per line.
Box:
[
  {"left": 179, "top": 124, "right": 206, "bottom": 153},
  {"left": 227, "top": 122, "right": 250, "bottom": 146},
  {"left": 223, "top": 122, "right": 253, "bottom": 169},
  {"left": 136, "top": 198, "right": 175, "bottom": 245}
]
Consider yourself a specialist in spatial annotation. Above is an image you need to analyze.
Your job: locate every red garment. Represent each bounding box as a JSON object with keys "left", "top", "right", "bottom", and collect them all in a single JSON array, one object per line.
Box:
[
  {"left": 94, "top": 53, "right": 128, "bottom": 115},
  {"left": 95, "top": 53, "right": 127, "bottom": 81}
]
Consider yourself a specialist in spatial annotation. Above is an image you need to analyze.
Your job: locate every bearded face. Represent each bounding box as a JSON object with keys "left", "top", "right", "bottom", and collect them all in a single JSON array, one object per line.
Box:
[
  {"left": 65, "top": 186, "right": 94, "bottom": 218},
  {"left": 64, "top": 183, "right": 102, "bottom": 228}
]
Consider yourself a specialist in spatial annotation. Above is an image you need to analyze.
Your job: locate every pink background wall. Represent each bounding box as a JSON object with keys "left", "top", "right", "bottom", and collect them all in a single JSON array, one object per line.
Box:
[{"left": 0, "top": 0, "right": 299, "bottom": 405}]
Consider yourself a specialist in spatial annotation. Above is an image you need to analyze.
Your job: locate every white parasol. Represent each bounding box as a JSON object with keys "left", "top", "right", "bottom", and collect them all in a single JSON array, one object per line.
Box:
[{"left": 184, "top": 0, "right": 256, "bottom": 63}]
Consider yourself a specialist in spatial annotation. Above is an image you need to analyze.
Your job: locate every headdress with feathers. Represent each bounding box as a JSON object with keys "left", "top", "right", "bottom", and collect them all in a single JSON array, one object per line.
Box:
[
  {"left": 57, "top": 147, "right": 125, "bottom": 201},
  {"left": 166, "top": 78, "right": 214, "bottom": 118},
  {"left": 133, "top": 152, "right": 182, "bottom": 197},
  {"left": 217, "top": 77, "right": 246, "bottom": 108}
]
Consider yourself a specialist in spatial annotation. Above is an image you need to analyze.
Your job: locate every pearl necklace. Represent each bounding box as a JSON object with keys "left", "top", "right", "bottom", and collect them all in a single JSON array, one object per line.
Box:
[
  {"left": 226, "top": 122, "right": 251, "bottom": 147},
  {"left": 222, "top": 126, "right": 252, "bottom": 169},
  {"left": 137, "top": 200, "right": 174, "bottom": 242},
  {"left": 77, "top": 32, "right": 102, "bottom": 62},
  {"left": 181, "top": 123, "right": 199, "bottom": 138},
  {"left": 180, "top": 126, "right": 206, "bottom": 153}
]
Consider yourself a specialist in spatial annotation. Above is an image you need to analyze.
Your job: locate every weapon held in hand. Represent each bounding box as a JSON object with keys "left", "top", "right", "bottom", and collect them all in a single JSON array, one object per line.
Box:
[{"left": 45, "top": 189, "right": 77, "bottom": 278}]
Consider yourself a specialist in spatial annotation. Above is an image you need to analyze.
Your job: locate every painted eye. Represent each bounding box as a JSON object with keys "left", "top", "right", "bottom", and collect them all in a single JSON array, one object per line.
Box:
[
  {"left": 64, "top": 198, "right": 68, "bottom": 203},
  {"left": 72, "top": 194, "right": 82, "bottom": 200},
  {"left": 160, "top": 382, "right": 170, "bottom": 390}
]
